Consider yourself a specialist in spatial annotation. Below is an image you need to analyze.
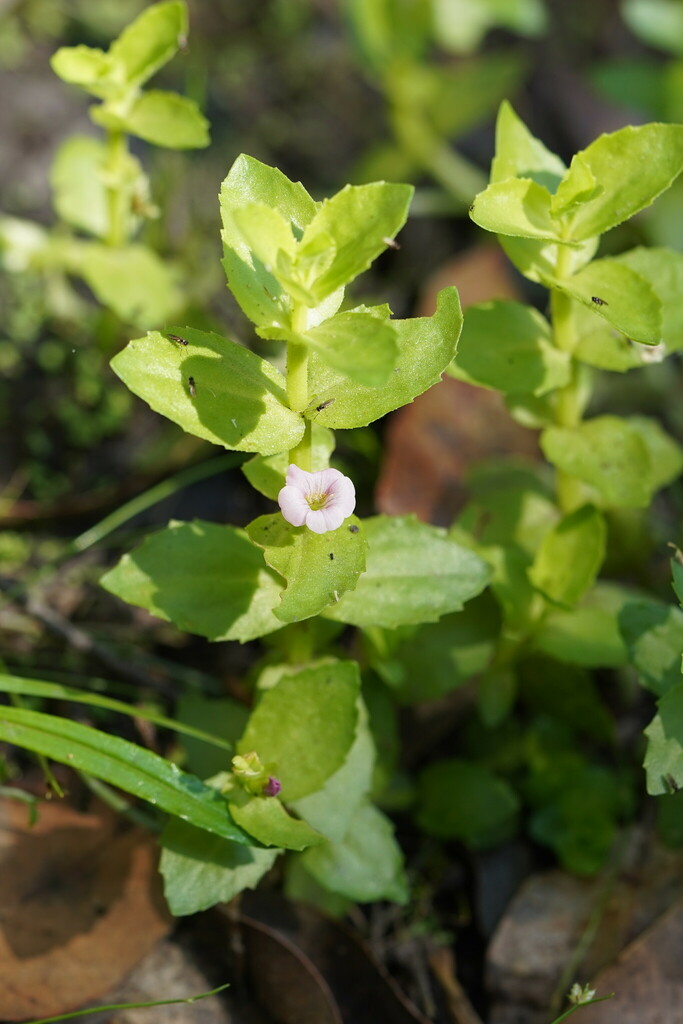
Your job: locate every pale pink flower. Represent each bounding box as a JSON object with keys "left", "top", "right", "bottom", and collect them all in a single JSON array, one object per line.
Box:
[{"left": 278, "top": 464, "right": 356, "bottom": 534}]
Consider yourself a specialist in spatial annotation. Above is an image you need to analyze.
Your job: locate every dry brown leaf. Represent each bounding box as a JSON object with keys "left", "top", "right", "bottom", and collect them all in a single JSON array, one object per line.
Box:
[
  {"left": 417, "top": 244, "right": 521, "bottom": 318},
  {"left": 376, "top": 377, "right": 539, "bottom": 525},
  {"left": 213, "top": 893, "right": 431, "bottom": 1024},
  {"left": 377, "top": 244, "right": 537, "bottom": 525},
  {"left": 0, "top": 798, "right": 172, "bottom": 1021}
]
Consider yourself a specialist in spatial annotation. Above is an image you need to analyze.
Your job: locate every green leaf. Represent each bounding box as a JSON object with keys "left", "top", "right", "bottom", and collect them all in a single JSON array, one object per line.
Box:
[
  {"left": 448, "top": 300, "right": 570, "bottom": 395},
  {"left": 94, "top": 91, "right": 209, "bottom": 149},
  {"left": 458, "top": 464, "right": 559, "bottom": 556},
  {"left": 572, "top": 301, "right": 647, "bottom": 372},
  {"left": 614, "top": 247, "right": 683, "bottom": 353},
  {"left": 673, "top": 558, "right": 683, "bottom": 607},
  {"left": 177, "top": 693, "right": 249, "bottom": 779},
  {"left": 237, "top": 660, "right": 360, "bottom": 801},
  {"left": 541, "top": 416, "right": 652, "bottom": 508},
  {"left": 0, "top": 673, "right": 232, "bottom": 753},
  {"left": 298, "top": 182, "right": 413, "bottom": 302},
  {"left": 529, "top": 764, "right": 621, "bottom": 875},
  {"left": 246, "top": 514, "right": 367, "bottom": 623},
  {"left": 307, "top": 286, "right": 463, "bottom": 429},
  {"left": 644, "top": 683, "right": 683, "bottom": 794},
  {"left": 160, "top": 818, "right": 277, "bottom": 916},
  {"left": 228, "top": 792, "right": 325, "bottom": 851},
  {"left": 482, "top": 543, "right": 540, "bottom": 631},
  {"left": 491, "top": 101, "right": 566, "bottom": 190},
  {"left": 499, "top": 234, "right": 598, "bottom": 287},
  {"left": 221, "top": 154, "right": 318, "bottom": 239},
  {"left": 300, "top": 802, "right": 408, "bottom": 903},
  {"left": 301, "top": 310, "right": 398, "bottom": 387},
  {"left": 0, "top": 705, "right": 251, "bottom": 843},
  {"left": 591, "top": 58, "right": 663, "bottom": 119},
  {"left": 550, "top": 153, "right": 603, "bottom": 218},
  {"left": 416, "top": 758, "right": 520, "bottom": 848},
  {"left": 470, "top": 178, "right": 565, "bottom": 242},
  {"left": 50, "top": 136, "right": 109, "bottom": 238},
  {"left": 346, "top": 0, "right": 431, "bottom": 71},
  {"left": 219, "top": 155, "right": 320, "bottom": 330},
  {"left": 559, "top": 123, "right": 683, "bottom": 240},
  {"left": 623, "top": 0, "right": 683, "bottom": 56},
  {"left": 290, "top": 699, "right": 374, "bottom": 842},
  {"left": 528, "top": 504, "right": 606, "bottom": 608},
  {"left": 619, "top": 599, "right": 683, "bottom": 697},
  {"left": 242, "top": 424, "right": 334, "bottom": 500},
  {"left": 284, "top": 858, "right": 352, "bottom": 916},
  {"left": 519, "top": 656, "right": 614, "bottom": 743},
  {"left": 532, "top": 583, "right": 632, "bottom": 667},
  {"left": 365, "top": 591, "right": 501, "bottom": 704},
  {"left": 101, "top": 520, "right": 284, "bottom": 643},
  {"left": 109, "top": 0, "right": 187, "bottom": 88},
  {"left": 230, "top": 203, "right": 298, "bottom": 282},
  {"left": 555, "top": 257, "right": 662, "bottom": 344},
  {"left": 50, "top": 45, "right": 119, "bottom": 99},
  {"left": 110, "top": 328, "right": 304, "bottom": 455},
  {"left": 433, "top": 0, "right": 547, "bottom": 54},
  {"left": 632, "top": 416, "right": 683, "bottom": 491},
  {"left": 67, "top": 243, "right": 182, "bottom": 327},
  {"left": 478, "top": 667, "right": 517, "bottom": 727},
  {"left": 0, "top": 215, "right": 49, "bottom": 272},
  {"left": 324, "top": 515, "right": 491, "bottom": 628}
]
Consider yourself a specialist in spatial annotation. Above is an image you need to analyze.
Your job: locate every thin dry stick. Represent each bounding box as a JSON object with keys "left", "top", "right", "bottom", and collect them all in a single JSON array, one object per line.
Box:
[
  {"left": 429, "top": 947, "right": 485, "bottom": 1024},
  {"left": 0, "top": 577, "right": 170, "bottom": 693}
]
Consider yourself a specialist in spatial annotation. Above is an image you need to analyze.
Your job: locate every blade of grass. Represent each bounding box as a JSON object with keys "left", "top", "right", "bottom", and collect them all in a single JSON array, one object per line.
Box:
[
  {"left": 0, "top": 706, "right": 251, "bottom": 843},
  {"left": 69, "top": 452, "right": 244, "bottom": 556},
  {"left": 23, "top": 981, "right": 231, "bottom": 1024},
  {"left": 0, "top": 672, "right": 233, "bottom": 751}
]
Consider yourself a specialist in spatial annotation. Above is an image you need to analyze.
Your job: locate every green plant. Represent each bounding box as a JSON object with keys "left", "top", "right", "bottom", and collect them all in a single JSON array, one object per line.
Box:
[
  {"left": 344, "top": 0, "right": 546, "bottom": 204},
  {"left": 0, "top": 0, "right": 208, "bottom": 328},
  {"left": 410, "top": 102, "right": 683, "bottom": 871}
]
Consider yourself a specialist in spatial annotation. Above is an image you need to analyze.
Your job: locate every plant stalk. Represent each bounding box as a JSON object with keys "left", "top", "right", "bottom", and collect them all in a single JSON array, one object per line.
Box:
[
  {"left": 105, "top": 129, "right": 129, "bottom": 247},
  {"left": 287, "top": 304, "right": 312, "bottom": 469},
  {"left": 551, "top": 245, "right": 584, "bottom": 513}
]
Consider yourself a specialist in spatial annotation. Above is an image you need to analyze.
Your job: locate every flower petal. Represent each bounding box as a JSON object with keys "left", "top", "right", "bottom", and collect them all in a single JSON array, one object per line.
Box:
[
  {"left": 326, "top": 475, "right": 356, "bottom": 517},
  {"left": 320, "top": 505, "right": 347, "bottom": 531},
  {"left": 305, "top": 509, "right": 330, "bottom": 534},
  {"left": 278, "top": 484, "right": 310, "bottom": 526},
  {"left": 285, "top": 464, "right": 313, "bottom": 491}
]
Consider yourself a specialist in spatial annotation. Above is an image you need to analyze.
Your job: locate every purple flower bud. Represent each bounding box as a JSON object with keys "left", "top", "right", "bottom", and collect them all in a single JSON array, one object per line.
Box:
[{"left": 263, "top": 775, "right": 282, "bottom": 797}]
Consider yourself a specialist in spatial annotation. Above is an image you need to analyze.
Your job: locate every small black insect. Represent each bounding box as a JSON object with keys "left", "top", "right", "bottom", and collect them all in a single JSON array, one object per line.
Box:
[
  {"left": 665, "top": 773, "right": 680, "bottom": 793},
  {"left": 591, "top": 296, "right": 608, "bottom": 307},
  {"left": 348, "top": 524, "right": 359, "bottom": 534},
  {"left": 469, "top": 202, "right": 475, "bottom": 213},
  {"left": 188, "top": 376, "right": 196, "bottom": 397},
  {"left": 167, "top": 333, "right": 188, "bottom": 346},
  {"left": 316, "top": 399, "right": 335, "bottom": 413},
  {"left": 329, "top": 552, "right": 335, "bottom": 560}
]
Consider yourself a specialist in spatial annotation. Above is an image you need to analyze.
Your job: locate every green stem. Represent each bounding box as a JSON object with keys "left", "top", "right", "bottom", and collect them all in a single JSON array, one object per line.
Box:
[
  {"left": 287, "top": 304, "right": 312, "bottom": 469},
  {"left": 105, "top": 129, "right": 129, "bottom": 247},
  {"left": 551, "top": 246, "right": 584, "bottom": 513},
  {"left": 389, "top": 101, "right": 487, "bottom": 207}
]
